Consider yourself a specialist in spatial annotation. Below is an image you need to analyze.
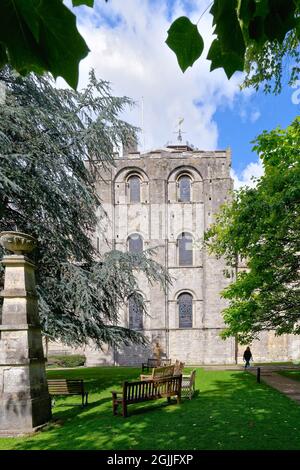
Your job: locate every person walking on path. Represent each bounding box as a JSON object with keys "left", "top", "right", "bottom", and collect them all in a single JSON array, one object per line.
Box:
[{"left": 243, "top": 347, "right": 253, "bottom": 368}]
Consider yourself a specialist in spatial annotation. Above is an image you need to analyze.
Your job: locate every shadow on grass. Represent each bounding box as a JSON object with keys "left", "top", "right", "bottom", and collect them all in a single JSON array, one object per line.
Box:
[
  {"left": 51, "top": 395, "right": 111, "bottom": 411},
  {"left": 6, "top": 368, "right": 300, "bottom": 451},
  {"left": 46, "top": 367, "right": 140, "bottom": 394}
]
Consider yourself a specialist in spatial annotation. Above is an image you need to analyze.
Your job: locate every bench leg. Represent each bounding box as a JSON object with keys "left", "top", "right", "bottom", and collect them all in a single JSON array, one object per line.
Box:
[
  {"left": 112, "top": 400, "right": 118, "bottom": 415},
  {"left": 122, "top": 400, "right": 128, "bottom": 418}
]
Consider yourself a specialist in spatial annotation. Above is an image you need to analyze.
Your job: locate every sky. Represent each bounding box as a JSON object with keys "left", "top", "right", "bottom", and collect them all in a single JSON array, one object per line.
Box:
[{"left": 66, "top": 0, "right": 300, "bottom": 188}]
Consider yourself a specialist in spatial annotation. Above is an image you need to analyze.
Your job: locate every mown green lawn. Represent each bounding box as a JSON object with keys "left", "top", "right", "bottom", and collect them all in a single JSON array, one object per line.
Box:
[
  {"left": 1, "top": 367, "right": 300, "bottom": 450},
  {"left": 278, "top": 370, "right": 300, "bottom": 381}
]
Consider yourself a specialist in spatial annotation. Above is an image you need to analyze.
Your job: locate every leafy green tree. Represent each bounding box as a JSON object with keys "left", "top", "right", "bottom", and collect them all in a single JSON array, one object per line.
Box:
[
  {"left": 0, "top": 67, "right": 169, "bottom": 348},
  {"left": 1, "top": 1, "right": 300, "bottom": 93},
  {"left": 205, "top": 118, "right": 300, "bottom": 344},
  {"left": 166, "top": 0, "right": 300, "bottom": 93}
]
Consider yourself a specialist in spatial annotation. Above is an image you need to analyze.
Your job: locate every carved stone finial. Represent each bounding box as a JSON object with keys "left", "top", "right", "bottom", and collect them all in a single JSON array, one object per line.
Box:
[{"left": 0, "top": 231, "right": 37, "bottom": 255}]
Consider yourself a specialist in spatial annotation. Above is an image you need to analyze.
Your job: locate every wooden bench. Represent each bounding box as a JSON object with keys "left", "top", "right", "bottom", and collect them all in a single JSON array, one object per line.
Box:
[
  {"left": 47, "top": 379, "right": 88, "bottom": 407},
  {"left": 140, "top": 365, "right": 175, "bottom": 381},
  {"left": 111, "top": 375, "right": 182, "bottom": 417},
  {"left": 141, "top": 358, "right": 171, "bottom": 372},
  {"left": 182, "top": 369, "right": 196, "bottom": 400}
]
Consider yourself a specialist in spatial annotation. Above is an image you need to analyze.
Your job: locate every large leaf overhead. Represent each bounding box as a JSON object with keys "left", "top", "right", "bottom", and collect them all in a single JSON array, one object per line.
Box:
[
  {"left": 238, "top": 0, "right": 296, "bottom": 43},
  {"left": 167, "top": 0, "right": 300, "bottom": 82},
  {"left": 166, "top": 16, "right": 204, "bottom": 72},
  {"left": 0, "top": 0, "right": 89, "bottom": 88},
  {"left": 207, "top": 39, "right": 244, "bottom": 78},
  {"left": 208, "top": 0, "right": 245, "bottom": 77}
]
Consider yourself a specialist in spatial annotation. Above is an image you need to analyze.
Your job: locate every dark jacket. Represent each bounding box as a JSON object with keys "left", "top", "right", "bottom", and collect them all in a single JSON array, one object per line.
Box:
[{"left": 243, "top": 349, "right": 252, "bottom": 361}]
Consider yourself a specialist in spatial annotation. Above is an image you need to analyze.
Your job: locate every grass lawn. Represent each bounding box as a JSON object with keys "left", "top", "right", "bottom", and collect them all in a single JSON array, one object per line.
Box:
[
  {"left": 278, "top": 371, "right": 300, "bottom": 381},
  {"left": 1, "top": 367, "right": 300, "bottom": 450}
]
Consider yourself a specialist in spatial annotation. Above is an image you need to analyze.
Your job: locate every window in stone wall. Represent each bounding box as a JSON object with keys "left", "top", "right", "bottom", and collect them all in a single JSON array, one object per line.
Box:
[
  {"left": 128, "top": 233, "right": 143, "bottom": 253},
  {"left": 128, "top": 295, "right": 143, "bottom": 330},
  {"left": 178, "top": 292, "right": 193, "bottom": 328},
  {"left": 178, "top": 232, "right": 193, "bottom": 266},
  {"left": 128, "top": 175, "right": 141, "bottom": 203},
  {"left": 178, "top": 175, "right": 191, "bottom": 202}
]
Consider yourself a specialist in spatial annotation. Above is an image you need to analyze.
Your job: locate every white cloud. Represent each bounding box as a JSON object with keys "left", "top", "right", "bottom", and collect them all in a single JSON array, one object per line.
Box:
[
  {"left": 63, "top": 0, "right": 265, "bottom": 186},
  {"left": 231, "top": 159, "right": 264, "bottom": 189},
  {"left": 69, "top": 0, "right": 244, "bottom": 151},
  {"left": 250, "top": 110, "right": 261, "bottom": 123}
]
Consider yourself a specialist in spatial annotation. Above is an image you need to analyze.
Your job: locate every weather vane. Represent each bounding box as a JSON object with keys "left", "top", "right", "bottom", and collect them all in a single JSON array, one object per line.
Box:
[{"left": 174, "top": 117, "right": 185, "bottom": 143}]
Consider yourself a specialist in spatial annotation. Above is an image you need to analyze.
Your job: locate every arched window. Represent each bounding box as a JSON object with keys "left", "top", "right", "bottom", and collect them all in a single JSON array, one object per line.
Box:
[
  {"left": 128, "top": 175, "right": 141, "bottom": 203},
  {"left": 178, "top": 175, "right": 191, "bottom": 202},
  {"left": 128, "top": 233, "right": 143, "bottom": 253},
  {"left": 178, "top": 293, "right": 193, "bottom": 328},
  {"left": 178, "top": 232, "right": 193, "bottom": 266},
  {"left": 128, "top": 295, "right": 143, "bottom": 330}
]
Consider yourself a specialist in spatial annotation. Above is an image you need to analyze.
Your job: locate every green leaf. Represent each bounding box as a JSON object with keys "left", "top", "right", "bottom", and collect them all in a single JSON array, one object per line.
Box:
[
  {"left": 254, "top": 0, "right": 269, "bottom": 17},
  {"left": 17, "top": 0, "right": 41, "bottom": 42},
  {"left": 166, "top": 16, "right": 204, "bottom": 72},
  {"left": 207, "top": 38, "right": 244, "bottom": 78},
  {"left": 211, "top": 0, "right": 245, "bottom": 57},
  {"left": 0, "top": 0, "right": 47, "bottom": 74},
  {"left": 208, "top": 0, "right": 245, "bottom": 78},
  {"left": 72, "top": 1, "right": 94, "bottom": 6},
  {"left": 36, "top": 0, "right": 90, "bottom": 88},
  {"left": 0, "top": 0, "right": 89, "bottom": 89},
  {"left": 238, "top": 0, "right": 297, "bottom": 44},
  {"left": 237, "top": 0, "right": 256, "bottom": 25},
  {"left": 247, "top": 15, "right": 265, "bottom": 42},
  {"left": 264, "top": 0, "right": 296, "bottom": 43}
]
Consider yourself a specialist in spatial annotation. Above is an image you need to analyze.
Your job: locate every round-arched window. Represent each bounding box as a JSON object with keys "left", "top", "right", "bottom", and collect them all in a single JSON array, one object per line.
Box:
[
  {"left": 178, "top": 175, "right": 191, "bottom": 202},
  {"left": 178, "top": 292, "right": 193, "bottom": 328},
  {"left": 128, "top": 233, "right": 143, "bottom": 253},
  {"left": 128, "top": 294, "right": 143, "bottom": 330},
  {"left": 178, "top": 232, "right": 193, "bottom": 266},
  {"left": 128, "top": 175, "right": 141, "bottom": 203}
]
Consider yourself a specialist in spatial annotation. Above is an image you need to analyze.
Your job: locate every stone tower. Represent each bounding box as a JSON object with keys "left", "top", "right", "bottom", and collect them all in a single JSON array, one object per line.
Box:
[{"left": 89, "top": 143, "right": 236, "bottom": 365}]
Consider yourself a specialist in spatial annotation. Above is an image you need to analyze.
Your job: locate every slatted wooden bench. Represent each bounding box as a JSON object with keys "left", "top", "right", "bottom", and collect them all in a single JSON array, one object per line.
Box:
[
  {"left": 111, "top": 375, "right": 182, "bottom": 417},
  {"left": 47, "top": 379, "right": 88, "bottom": 407},
  {"left": 182, "top": 369, "right": 196, "bottom": 400},
  {"left": 140, "top": 365, "right": 175, "bottom": 381},
  {"left": 141, "top": 358, "right": 172, "bottom": 372}
]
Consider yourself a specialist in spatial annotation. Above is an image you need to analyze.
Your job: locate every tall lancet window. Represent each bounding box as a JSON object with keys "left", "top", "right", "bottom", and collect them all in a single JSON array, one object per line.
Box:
[
  {"left": 128, "top": 175, "right": 141, "bottom": 203},
  {"left": 178, "top": 232, "right": 193, "bottom": 266},
  {"left": 178, "top": 175, "right": 191, "bottom": 202},
  {"left": 128, "top": 295, "right": 143, "bottom": 330},
  {"left": 178, "top": 293, "right": 193, "bottom": 328},
  {"left": 128, "top": 233, "right": 143, "bottom": 253}
]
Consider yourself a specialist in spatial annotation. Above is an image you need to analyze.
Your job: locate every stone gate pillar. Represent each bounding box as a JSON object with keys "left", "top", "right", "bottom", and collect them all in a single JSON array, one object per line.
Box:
[{"left": 0, "top": 231, "right": 51, "bottom": 436}]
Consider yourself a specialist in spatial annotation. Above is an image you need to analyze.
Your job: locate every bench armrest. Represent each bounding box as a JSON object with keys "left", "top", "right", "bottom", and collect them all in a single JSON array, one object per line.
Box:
[{"left": 140, "top": 375, "right": 152, "bottom": 381}]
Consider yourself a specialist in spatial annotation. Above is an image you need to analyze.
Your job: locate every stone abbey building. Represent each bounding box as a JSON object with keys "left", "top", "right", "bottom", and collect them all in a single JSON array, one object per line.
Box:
[
  {"left": 91, "top": 142, "right": 235, "bottom": 365},
  {"left": 47, "top": 142, "right": 300, "bottom": 365}
]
